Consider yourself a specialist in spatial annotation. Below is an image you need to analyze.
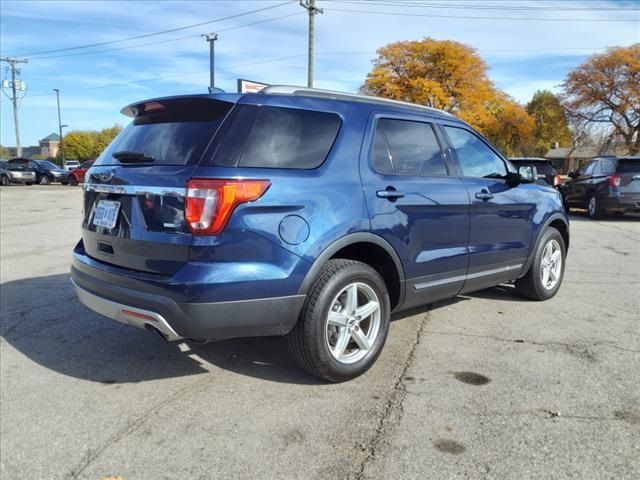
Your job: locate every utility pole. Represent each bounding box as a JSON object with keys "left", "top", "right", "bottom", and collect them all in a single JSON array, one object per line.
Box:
[
  {"left": 53, "top": 89, "right": 65, "bottom": 163},
  {"left": 1, "top": 57, "right": 28, "bottom": 157},
  {"left": 300, "top": 0, "right": 323, "bottom": 88},
  {"left": 203, "top": 33, "right": 218, "bottom": 92}
]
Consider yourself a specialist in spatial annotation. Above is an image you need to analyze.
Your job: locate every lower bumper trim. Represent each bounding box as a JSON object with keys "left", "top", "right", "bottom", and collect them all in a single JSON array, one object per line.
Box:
[{"left": 71, "top": 278, "right": 183, "bottom": 341}]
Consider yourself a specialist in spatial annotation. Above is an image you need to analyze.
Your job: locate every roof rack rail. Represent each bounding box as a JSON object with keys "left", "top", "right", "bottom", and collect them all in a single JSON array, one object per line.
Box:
[{"left": 259, "top": 85, "right": 453, "bottom": 117}]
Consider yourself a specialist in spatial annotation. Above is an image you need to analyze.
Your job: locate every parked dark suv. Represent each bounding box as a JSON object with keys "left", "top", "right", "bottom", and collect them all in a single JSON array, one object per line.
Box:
[
  {"left": 560, "top": 156, "right": 640, "bottom": 218},
  {"left": 71, "top": 87, "right": 569, "bottom": 381}
]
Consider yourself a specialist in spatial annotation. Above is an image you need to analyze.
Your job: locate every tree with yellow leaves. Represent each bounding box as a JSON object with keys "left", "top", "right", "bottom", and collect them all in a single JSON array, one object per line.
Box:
[{"left": 361, "top": 37, "right": 534, "bottom": 156}]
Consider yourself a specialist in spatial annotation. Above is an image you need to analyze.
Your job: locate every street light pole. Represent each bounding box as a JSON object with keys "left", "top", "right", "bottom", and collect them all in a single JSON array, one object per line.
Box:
[
  {"left": 203, "top": 33, "right": 218, "bottom": 92},
  {"left": 53, "top": 89, "right": 64, "bottom": 162}
]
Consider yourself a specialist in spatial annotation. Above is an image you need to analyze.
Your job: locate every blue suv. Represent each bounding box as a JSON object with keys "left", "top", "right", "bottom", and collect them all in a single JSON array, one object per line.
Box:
[{"left": 71, "top": 86, "right": 569, "bottom": 382}]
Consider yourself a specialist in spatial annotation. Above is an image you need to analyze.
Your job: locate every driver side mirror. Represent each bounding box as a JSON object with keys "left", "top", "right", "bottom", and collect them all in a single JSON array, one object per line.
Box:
[{"left": 517, "top": 165, "right": 537, "bottom": 184}]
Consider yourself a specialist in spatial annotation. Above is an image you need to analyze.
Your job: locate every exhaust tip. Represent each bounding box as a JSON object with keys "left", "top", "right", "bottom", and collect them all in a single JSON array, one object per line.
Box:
[{"left": 144, "top": 323, "right": 169, "bottom": 341}]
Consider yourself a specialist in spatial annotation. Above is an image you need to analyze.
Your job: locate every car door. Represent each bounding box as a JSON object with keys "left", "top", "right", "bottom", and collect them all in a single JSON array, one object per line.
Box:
[
  {"left": 440, "top": 124, "right": 538, "bottom": 294},
  {"left": 564, "top": 160, "right": 596, "bottom": 206},
  {"left": 359, "top": 113, "right": 470, "bottom": 309}
]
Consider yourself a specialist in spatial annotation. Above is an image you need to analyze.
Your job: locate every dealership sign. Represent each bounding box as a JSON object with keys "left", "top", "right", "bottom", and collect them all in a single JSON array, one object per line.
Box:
[{"left": 237, "top": 79, "right": 269, "bottom": 93}]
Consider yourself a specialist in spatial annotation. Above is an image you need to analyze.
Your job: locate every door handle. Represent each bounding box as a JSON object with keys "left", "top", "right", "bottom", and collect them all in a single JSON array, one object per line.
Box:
[
  {"left": 475, "top": 191, "right": 494, "bottom": 201},
  {"left": 377, "top": 188, "right": 405, "bottom": 200}
]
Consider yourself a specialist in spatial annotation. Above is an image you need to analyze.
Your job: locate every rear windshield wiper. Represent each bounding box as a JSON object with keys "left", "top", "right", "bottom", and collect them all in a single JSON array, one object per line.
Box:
[{"left": 112, "top": 150, "right": 155, "bottom": 163}]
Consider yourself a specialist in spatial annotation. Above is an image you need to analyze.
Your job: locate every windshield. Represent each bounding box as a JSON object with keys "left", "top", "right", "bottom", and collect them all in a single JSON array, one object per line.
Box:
[{"left": 38, "top": 160, "right": 60, "bottom": 170}]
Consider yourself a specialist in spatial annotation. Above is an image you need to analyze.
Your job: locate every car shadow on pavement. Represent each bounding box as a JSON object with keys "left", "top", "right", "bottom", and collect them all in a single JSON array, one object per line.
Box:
[
  {"left": 0, "top": 273, "right": 324, "bottom": 385},
  {"left": 1, "top": 274, "right": 532, "bottom": 386}
]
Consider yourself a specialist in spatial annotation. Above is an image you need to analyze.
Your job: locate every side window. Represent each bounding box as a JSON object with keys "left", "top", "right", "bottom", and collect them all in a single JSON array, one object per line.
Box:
[
  {"left": 581, "top": 162, "right": 596, "bottom": 176},
  {"left": 29, "top": 161, "right": 39, "bottom": 169},
  {"left": 444, "top": 126, "right": 507, "bottom": 178},
  {"left": 370, "top": 118, "right": 447, "bottom": 176},
  {"left": 600, "top": 159, "right": 616, "bottom": 174}
]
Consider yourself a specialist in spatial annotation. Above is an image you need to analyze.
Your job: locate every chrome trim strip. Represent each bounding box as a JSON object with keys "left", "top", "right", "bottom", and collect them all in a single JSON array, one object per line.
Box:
[
  {"left": 414, "top": 263, "right": 523, "bottom": 290},
  {"left": 71, "top": 279, "right": 183, "bottom": 341},
  {"left": 84, "top": 183, "right": 186, "bottom": 197}
]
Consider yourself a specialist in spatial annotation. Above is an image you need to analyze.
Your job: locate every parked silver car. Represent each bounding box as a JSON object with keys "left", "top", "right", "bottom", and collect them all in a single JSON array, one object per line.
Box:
[{"left": 0, "top": 164, "right": 36, "bottom": 186}]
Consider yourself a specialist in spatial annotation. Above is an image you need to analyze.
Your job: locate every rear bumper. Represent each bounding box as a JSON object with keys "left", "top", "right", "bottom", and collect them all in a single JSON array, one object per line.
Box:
[
  {"left": 9, "top": 176, "right": 35, "bottom": 183},
  {"left": 600, "top": 195, "right": 640, "bottom": 211},
  {"left": 71, "top": 253, "right": 306, "bottom": 341}
]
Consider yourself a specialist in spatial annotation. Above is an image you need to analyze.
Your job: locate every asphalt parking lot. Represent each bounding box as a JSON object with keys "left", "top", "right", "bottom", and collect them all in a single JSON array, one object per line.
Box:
[{"left": 1, "top": 184, "right": 638, "bottom": 480}]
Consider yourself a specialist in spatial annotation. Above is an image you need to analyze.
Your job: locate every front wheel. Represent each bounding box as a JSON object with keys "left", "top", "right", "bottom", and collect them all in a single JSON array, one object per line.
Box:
[
  {"left": 0, "top": 175, "right": 9, "bottom": 186},
  {"left": 288, "top": 259, "right": 391, "bottom": 382},
  {"left": 40, "top": 175, "right": 50, "bottom": 185},
  {"left": 68, "top": 175, "right": 78, "bottom": 186},
  {"left": 515, "top": 227, "right": 566, "bottom": 301}
]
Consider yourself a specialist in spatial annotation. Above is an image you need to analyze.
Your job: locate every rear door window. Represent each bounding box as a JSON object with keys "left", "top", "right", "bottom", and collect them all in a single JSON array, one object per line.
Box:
[
  {"left": 95, "top": 98, "right": 233, "bottom": 166},
  {"left": 209, "top": 105, "right": 341, "bottom": 169},
  {"left": 371, "top": 118, "right": 447, "bottom": 176}
]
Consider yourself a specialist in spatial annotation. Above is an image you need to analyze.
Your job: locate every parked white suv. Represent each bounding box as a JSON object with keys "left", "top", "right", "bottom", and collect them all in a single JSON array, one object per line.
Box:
[{"left": 63, "top": 161, "right": 80, "bottom": 172}]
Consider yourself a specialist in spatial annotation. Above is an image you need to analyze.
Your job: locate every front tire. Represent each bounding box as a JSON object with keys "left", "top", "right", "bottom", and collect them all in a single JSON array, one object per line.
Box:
[
  {"left": 515, "top": 227, "right": 566, "bottom": 301},
  {"left": 0, "top": 175, "right": 9, "bottom": 186},
  {"left": 68, "top": 175, "right": 78, "bottom": 186},
  {"left": 40, "top": 175, "right": 50, "bottom": 185},
  {"left": 288, "top": 259, "right": 391, "bottom": 382}
]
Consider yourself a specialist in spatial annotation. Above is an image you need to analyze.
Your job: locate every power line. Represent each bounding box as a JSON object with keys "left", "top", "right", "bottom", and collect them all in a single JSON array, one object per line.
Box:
[
  {"left": 27, "top": 54, "right": 309, "bottom": 96},
  {"left": 16, "top": 1, "right": 296, "bottom": 57},
  {"left": 28, "top": 12, "right": 305, "bottom": 61},
  {"left": 331, "top": 1, "right": 640, "bottom": 12},
  {"left": 25, "top": 45, "right": 614, "bottom": 97},
  {"left": 322, "top": 6, "right": 638, "bottom": 21}
]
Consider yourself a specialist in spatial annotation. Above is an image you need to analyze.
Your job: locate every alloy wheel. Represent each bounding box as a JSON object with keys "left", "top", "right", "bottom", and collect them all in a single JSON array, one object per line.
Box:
[
  {"left": 540, "top": 239, "right": 562, "bottom": 290},
  {"left": 325, "top": 282, "right": 381, "bottom": 364}
]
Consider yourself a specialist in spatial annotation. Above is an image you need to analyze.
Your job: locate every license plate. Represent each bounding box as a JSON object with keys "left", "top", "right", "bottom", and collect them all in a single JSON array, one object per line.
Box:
[{"left": 93, "top": 200, "right": 121, "bottom": 229}]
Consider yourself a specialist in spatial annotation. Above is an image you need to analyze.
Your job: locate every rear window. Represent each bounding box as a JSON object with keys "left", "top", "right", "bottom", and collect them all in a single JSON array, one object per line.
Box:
[
  {"left": 95, "top": 98, "right": 233, "bottom": 166},
  {"left": 208, "top": 105, "right": 341, "bottom": 169},
  {"left": 617, "top": 159, "right": 640, "bottom": 173}
]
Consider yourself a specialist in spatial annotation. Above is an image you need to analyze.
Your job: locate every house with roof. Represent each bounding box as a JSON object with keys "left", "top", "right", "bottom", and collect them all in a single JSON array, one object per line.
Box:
[
  {"left": 39, "top": 133, "right": 61, "bottom": 158},
  {"left": 545, "top": 144, "right": 630, "bottom": 174}
]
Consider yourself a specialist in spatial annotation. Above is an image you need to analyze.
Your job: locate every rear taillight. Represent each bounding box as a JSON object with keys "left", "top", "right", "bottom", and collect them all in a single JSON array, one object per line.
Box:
[
  {"left": 554, "top": 175, "right": 561, "bottom": 186},
  {"left": 607, "top": 175, "right": 621, "bottom": 188},
  {"left": 185, "top": 179, "right": 270, "bottom": 235}
]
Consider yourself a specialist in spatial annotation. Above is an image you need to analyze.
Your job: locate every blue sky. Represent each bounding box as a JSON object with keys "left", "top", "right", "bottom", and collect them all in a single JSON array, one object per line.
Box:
[{"left": 1, "top": 0, "right": 638, "bottom": 147}]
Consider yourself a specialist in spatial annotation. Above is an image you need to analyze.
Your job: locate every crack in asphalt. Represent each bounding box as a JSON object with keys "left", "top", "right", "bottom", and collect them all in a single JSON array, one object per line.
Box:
[
  {"left": 351, "top": 311, "right": 430, "bottom": 480},
  {"left": 427, "top": 331, "right": 640, "bottom": 354},
  {"left": 67, "top": 375, "right": 214, "bottom": 480}
]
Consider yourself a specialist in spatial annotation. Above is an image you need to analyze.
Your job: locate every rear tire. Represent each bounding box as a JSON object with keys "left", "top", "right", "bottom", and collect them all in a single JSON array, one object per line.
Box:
[
  {"left": 26, "top": 182, "right": 33, "bottom": 186},
  {"left": 587, "top": 193, "right": 602, "bottom": 219},
  {"left": 288, "top": 259, "right": 390, "bottom": 382},
  {"left": 0, "top": 175, "right": 9, "bottom": 186},
  {"left": 515, "top": 227, "right": 566, "bottom": 301}
]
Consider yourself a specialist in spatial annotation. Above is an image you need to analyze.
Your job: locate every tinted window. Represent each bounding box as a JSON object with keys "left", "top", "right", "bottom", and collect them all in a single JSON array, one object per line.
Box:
[
  {"left": 95, "top": 98, "right": 233, "bottom": 166},
  {"left": 37, "top": 160, "right": 59, "bottom": 170},
  {"left": 617, "top": 159, "right": 640, "bottom": 173},
  {"left": 444, "top": 127, "right": 506, "bottom": 178},
  {"left": 210, "top": 105, "right": 341, "bottom": 169},
  {"left": 371, "top": 119, "right": 447, "bottom": 176}
]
